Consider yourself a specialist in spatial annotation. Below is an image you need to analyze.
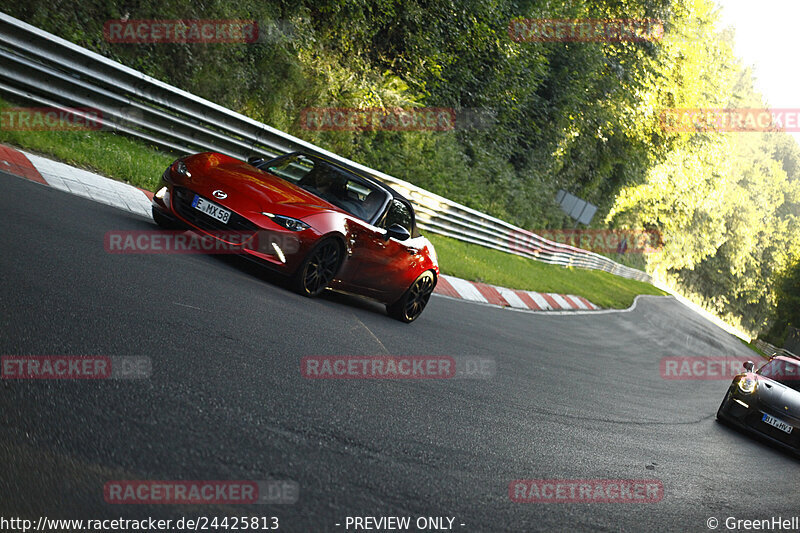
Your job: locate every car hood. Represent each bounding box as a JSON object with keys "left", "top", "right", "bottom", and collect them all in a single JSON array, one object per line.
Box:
[
  {"left": 756, "top": 377, "right": 800, "bottom": 419},
  {"left": 181, "top": 152, "right": 338, "bottom": 215}
]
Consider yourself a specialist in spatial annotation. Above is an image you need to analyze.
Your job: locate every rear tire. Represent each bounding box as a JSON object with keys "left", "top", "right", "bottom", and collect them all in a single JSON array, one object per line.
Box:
[
  {"left": 386, "top": 271, "right": 435, "bottom": 323},
  {"left": 291, "top": 238, "right": 343, "bottom": 297}
]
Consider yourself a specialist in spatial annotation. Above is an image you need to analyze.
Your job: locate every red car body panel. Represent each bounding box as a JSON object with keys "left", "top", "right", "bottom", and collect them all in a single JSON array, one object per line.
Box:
[{"left": 152, "top": 152, "right": 438, "bottom": 305}]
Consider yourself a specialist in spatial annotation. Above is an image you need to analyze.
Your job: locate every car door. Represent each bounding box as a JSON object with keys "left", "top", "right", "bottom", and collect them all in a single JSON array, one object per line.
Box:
[{"left": 347, "top": 199, "right": 419, "bottom": 300}]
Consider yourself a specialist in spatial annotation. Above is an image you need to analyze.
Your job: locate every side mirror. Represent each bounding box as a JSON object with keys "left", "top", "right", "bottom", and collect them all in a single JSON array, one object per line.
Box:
[
  {"left": 247, "top": 156, "right": 265, "bottom": 167},
  {"left": 743, "top": 361, "right": 755, "bottom": 372},
  {"left": 385, "top": 223, "right": 410, "bottom": 241}
]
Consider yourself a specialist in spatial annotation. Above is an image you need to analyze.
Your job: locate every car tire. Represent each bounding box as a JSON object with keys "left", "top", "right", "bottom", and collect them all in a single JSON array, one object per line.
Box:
[
  {"left": 152, "top": 206, "right": 179, "bottom": 229},
  {"left": 386, "top": 271, "right": 435, "bottom": 323},
  {"left": 291, "top": 238, "right": 343, "bottom": 297}
]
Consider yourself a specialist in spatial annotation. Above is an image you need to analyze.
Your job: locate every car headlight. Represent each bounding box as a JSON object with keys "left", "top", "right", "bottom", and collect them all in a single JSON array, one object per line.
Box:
[
  {"left": 737, "top": 375, "right": 757, "bottom": 394},
  {"left": 262, "top": 212, "right": 310, "bottom": 231}
]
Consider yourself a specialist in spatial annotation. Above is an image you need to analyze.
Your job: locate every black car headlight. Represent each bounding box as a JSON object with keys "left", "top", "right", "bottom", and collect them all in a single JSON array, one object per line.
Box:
[
  {"left": 262, "top": 212, "right": 310, "bottom": 231},
  {"left": 172, "top": 160, "right": 191, "bottom": 178},
  {"left": 737, "top": 375, "right": 757, "bottom": 394},
  {"left": 170, "top": 159, "right": 192, "bottom": 178}
]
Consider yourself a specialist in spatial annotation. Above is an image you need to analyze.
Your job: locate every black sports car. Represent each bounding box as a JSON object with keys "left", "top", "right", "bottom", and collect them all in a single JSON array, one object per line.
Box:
[{"left": 717, "top": 355, "right": 800, "bottom": 453}]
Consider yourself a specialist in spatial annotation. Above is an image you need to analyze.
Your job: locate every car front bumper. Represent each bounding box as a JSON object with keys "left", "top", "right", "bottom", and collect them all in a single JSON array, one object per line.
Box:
[
  {"left": 718, "top": 390, "right": 800, "bottom": 453},
  {"left": 152, "top": 183, "right": 311, "bottom": 274}
]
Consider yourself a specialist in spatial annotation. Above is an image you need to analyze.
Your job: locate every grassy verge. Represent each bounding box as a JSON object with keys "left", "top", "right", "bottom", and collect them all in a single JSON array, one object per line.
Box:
[
  {"left": 426, "top": 233, "right": 666, "bottom": 309},
  {"left": 739, "top": 339, "right": 770, "bottom": 360},
  {"left": 0, "top": 97, "right": 665, "bottom": 309},
  {"left": 0, "top": 97, "right": 174, "bottom": 191}
]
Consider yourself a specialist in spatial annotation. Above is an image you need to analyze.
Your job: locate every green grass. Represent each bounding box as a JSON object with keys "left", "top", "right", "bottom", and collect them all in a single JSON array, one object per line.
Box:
[
  {"left": 427, "top": 233, "right": 666, "bottom": 309},
  {"left": 739, "top": 339, "right": 770, "bottom": 360},
  {"left": 0, "top": 97, "right": 174, "bottom": 191}
]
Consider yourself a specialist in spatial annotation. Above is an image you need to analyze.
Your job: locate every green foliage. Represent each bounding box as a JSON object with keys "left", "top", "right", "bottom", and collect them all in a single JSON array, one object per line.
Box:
[
  {"left": 603, "top": 1, "right": 800, "bottom": 335},
  {"left": 765, "top": 259, "right": 800, "bottom": 344}
]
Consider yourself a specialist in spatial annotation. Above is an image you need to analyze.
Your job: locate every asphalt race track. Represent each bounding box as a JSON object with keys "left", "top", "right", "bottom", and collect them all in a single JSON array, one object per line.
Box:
[{"left": 1, "top": 172, "right": 798, "bottom": 532}]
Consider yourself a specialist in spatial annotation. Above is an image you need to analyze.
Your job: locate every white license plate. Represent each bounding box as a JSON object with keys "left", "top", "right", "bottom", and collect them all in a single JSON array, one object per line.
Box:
[
  {"left": 192, "top": 195, "right": 231, "bottom": 224},
  {"left": 762, "top": 413, "right": 794, "bottom": 434}
]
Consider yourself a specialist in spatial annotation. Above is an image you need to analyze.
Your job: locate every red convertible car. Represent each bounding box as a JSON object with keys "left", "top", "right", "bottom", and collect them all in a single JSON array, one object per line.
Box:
[{"left": 151, "top": 151, "right": 439, "bottom": 322}]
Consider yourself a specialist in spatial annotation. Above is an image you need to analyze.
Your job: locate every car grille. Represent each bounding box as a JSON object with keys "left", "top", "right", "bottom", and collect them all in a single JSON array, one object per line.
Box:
[{"left": 172, "top": 187, "right": 259, "bottom": 232}]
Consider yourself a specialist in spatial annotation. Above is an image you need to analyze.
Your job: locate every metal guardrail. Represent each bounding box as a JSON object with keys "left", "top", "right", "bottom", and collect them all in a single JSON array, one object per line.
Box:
[
  {"left": 0, "top": 12, "right": 652, "bottom": 284},
  {"left": 754, "top": 340, "right": 799, "bottom": 361}
]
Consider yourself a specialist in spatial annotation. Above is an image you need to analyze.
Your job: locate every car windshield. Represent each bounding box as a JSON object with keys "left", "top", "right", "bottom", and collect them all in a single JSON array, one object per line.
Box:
[
  {"left": 267, "top": 155, "right": 389, "bottom": 222},
  {"left": 757, "top": 359, "right": 800, "bottom": 392}
]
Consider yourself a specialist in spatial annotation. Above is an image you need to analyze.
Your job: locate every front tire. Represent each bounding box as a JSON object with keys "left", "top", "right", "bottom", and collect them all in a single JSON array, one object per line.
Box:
[
  {"left": 386, "top": 271, "right": 435, "bottom": 323},
  {"left": 291, "top": 238, "right": 343, "bottom": 297}
]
